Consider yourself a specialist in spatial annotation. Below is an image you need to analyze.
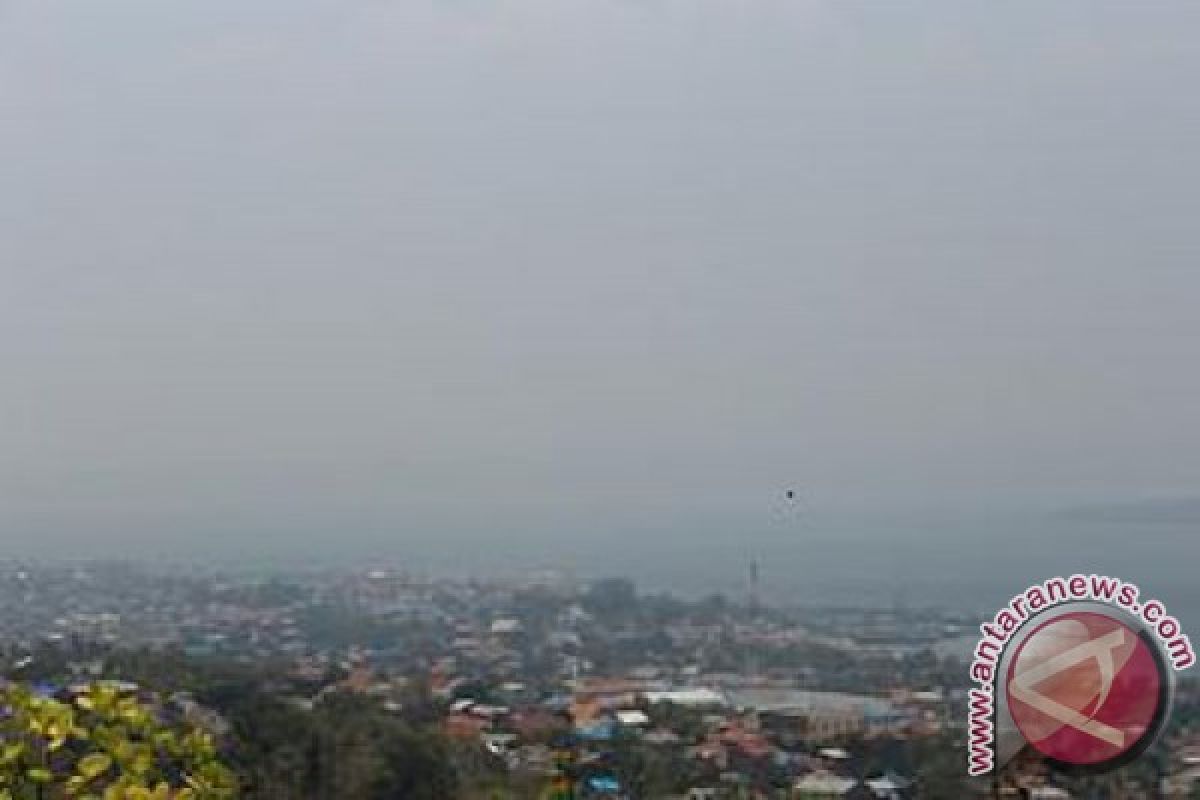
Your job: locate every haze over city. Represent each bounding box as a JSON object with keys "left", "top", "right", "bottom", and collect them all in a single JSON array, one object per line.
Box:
[{"left": 3, "top": 1, "right": 1198, "bottom": 613}]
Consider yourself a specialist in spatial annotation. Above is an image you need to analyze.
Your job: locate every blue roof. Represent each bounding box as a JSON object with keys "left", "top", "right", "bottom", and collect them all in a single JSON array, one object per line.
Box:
[
  {"left": 587, "top": 775, "right": 621, "bottom": 793},
  {"left": 575, "top": 719, "right": 615, "bottom": 741}
]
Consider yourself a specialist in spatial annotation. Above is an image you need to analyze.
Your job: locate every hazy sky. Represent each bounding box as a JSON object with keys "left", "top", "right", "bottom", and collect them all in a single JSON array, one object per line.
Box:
[{"left": 2, "top": 1, "right": 1198, "bottom": 562}]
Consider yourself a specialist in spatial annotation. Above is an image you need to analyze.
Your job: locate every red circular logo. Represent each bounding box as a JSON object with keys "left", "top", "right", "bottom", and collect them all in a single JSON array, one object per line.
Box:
[{"left": 1006, "top": 610, "right": 1167, "bottom": 766}]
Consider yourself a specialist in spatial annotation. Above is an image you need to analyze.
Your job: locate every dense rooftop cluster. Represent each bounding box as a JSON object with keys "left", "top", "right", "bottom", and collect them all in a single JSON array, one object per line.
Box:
[{"left": 0, "top": 561, "right": 1196, "bottom": 798}]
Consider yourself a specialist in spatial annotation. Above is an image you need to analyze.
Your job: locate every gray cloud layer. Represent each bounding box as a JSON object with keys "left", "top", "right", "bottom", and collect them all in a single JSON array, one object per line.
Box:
[{"left": 2, "top": 1, "right": 1198, "bottom": 557}]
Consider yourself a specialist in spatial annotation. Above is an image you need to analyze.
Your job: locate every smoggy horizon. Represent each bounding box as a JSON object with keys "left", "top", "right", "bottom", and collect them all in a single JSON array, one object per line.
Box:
[{"left": 4, "top": 2, "right": 1198, "bottom": 579}]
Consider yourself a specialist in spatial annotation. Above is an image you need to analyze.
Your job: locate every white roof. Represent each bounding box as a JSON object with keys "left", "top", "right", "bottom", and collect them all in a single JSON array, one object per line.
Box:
[
  {"left": 727, "top": 688, "right": 876, "bottom": 715},
  {"left": 471, "top": 704, "right": 509, "bottom": 717},
  {"left": 616, "top": 709, "right": 650, "bottom": 727},
  {"left": 794, "top": 774, "right": 857, "bottom": 794},
  {"left": 642, "top": 688, "right": 726, "bottom": 707},
  {"left": 867, "top": 776, "right": 905, "bottom": 791},
  {"left": 490, "top": 618, "right": 522, "bottom": 634}
]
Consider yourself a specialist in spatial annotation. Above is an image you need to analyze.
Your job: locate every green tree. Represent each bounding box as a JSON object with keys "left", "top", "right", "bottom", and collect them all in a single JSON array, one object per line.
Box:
[
  {"left": 0, "top": 682, "right": 237, "bottom": 800},
  {"left": 581, "top": 579, "right": 638, "bottom": 619},
  {"left": 222, "top": 691, "right": 458, "bottom": 800}
]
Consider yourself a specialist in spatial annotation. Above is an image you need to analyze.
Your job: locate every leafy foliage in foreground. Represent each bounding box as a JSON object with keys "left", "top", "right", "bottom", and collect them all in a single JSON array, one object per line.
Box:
[{"left": 0, "top": 683, "right": 236, "bottom": 800}]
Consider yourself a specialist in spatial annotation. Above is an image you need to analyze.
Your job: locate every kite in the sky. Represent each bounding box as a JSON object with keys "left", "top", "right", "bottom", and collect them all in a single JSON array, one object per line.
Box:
[{"left": 770, "top": 488, "right": 805, "bottom": 525}]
